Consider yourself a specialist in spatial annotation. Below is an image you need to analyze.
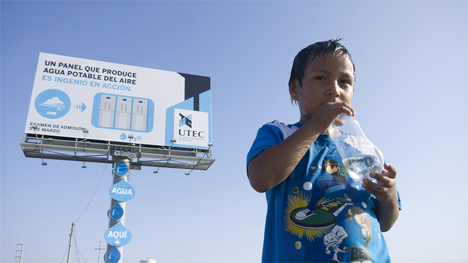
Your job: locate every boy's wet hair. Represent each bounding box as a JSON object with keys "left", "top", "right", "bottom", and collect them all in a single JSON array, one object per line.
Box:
[{"left": 288, "top": 39, "right": 356, "bottom": 89}]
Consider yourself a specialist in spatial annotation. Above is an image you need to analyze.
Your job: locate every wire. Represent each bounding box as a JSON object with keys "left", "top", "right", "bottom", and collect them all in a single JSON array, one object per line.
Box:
[
  {"left": 73, "top": 227, "right": 88, "bottom": 263},
  {"left": 75, "top": 238, "right": 80, "bottom": 263},
  {"left": 60, "top": 237, "right": 70, "bottom": 263},
  {"left": 74, "top": 161, "right": 109, "bottom": 223},
  {"left": 73, "top": 229, "right": 79, "bottom": 263},
  {"left": 1, "top": 246, "right": 16, "bottom": 257},
  {"left": 1, "top": 228, "right": 17, "bottom": 244},
  {"left": 1, "top": 235, "right": 17, "bottom": 250},
  {"left": 71, "top": 161, "right": 108, "bottom": 263},
  {"left": 74, "top": 228, "right": 81, "bottom": 263},
  {"left": 77, "top": 246, "right": 88, "bottom": 263}
]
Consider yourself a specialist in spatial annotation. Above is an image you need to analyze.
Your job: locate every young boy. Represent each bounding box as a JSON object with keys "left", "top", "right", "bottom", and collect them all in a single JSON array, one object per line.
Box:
[{"left": 247, "top": 39, "right": 400, "bottom": 263}]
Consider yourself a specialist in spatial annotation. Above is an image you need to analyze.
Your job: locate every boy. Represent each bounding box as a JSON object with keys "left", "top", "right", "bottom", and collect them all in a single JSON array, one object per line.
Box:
[{"left": 247, "top": 39, "right": 400, "bottom": 263}]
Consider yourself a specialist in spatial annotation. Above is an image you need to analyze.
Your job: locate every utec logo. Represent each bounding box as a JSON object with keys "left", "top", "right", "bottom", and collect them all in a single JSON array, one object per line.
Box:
[
  {"left": 178, "top": 113, "right": 204, "bottom": 138},
  {"left": 179, "top": 113, "right": 192, "bottom": 128}
]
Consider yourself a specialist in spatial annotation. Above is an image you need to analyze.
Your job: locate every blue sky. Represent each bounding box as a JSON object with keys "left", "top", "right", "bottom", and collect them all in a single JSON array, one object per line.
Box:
[{"left": 1, "top": 1, "right": 467, "bottom": 263}]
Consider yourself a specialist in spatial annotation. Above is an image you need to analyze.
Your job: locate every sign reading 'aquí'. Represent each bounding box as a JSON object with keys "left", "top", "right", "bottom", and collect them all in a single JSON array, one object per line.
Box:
[{"left": 104, "top": 221, "right": 132, "bottom": 247}]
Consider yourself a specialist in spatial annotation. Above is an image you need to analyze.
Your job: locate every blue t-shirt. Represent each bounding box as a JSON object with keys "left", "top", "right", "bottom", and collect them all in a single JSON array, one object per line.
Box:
[{"left": 247, "top": 121, "right": 401, "bottom": 263}]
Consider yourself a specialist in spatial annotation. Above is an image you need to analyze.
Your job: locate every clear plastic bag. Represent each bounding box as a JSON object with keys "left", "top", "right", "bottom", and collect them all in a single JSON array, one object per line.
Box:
[{"left": 328, "top": 114, "right": 384, "bottom": 182}]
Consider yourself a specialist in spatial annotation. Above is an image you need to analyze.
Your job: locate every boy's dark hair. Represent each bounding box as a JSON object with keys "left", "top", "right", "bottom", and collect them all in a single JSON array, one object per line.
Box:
[{"left": 288, "top": 39, "right": 356, "bottom": 89}]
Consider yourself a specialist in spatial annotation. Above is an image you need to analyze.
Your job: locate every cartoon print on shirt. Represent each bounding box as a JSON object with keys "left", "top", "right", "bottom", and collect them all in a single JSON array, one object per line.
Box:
[
  {"left": 350, "top": 247, "right": 373, "bottom": 262},
  {"left": 324, "top": 225, "right": 349, "bottom": 263},
  {"left": 284, "top": 158, "right": 354, "bottom": 241},
  {"left": 290, "top": 158, "right": 354, "bottom": 230},
  {"left": 346, "top": 206, "right": 372, "bottom": 247}
]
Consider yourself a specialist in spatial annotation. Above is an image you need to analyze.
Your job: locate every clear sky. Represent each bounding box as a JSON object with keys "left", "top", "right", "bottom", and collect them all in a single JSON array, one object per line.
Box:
[{"left": 1, "top": 1, "right": 467, "bottom": 263}]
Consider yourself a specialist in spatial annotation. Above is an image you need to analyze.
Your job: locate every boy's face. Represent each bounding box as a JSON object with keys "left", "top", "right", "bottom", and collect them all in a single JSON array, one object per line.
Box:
[{"left": 290, "top": 51, "right": 354, "bottom": 125}]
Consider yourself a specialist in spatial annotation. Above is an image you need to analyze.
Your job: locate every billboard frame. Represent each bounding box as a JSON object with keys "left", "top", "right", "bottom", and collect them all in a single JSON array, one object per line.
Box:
[
  {"left": 25, "top": 53, "right": 213, "bottom": 151},
  {"left": 21, "top": 131, "right": 215, "bottom": 171}
]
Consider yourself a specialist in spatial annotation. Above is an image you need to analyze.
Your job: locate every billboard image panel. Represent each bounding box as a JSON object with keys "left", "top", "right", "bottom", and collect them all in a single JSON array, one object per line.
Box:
[{"left": 25, "top": 53, "right": 212, "bottom": 149}]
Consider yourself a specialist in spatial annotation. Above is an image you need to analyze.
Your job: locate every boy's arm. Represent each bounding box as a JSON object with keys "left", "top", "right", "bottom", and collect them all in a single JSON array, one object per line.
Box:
[
  {"left": 248, "top": 102, "right": 354, "bottom": 193},
  {"left": 248, "top": 123, "right": 322, "bottom": 193},
  {"left": 362, "top": 163, "right": 399, "bottom": 232}
]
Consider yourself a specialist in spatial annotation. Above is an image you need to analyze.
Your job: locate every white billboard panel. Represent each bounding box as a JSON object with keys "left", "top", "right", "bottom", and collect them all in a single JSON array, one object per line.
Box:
[{"left": 25, "top": 53, "right": 212, "bottom": 149}]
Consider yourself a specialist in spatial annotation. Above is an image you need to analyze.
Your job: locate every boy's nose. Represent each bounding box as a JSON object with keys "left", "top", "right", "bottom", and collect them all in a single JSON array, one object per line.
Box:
[{"left": 327, "top": 82, "right": 341, "bottom": 97}]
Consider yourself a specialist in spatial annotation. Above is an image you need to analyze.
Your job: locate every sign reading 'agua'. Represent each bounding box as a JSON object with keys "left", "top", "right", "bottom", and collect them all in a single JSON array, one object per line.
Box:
[{"left": 108, "top": 179, "right": 135, "bottom": 202}]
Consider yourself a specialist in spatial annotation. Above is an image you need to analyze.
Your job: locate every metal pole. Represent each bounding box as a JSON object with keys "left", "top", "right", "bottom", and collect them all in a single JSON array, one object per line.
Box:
[
  {"left": 15, "top": 244, "right": 24, "bottom": 263},
  {"left": 106, "top": 157, "right": 130, "bottom": 263},
  {"left": 66, "top": 223, "right": 74, "bottom": 263},
  {"left": 96, "top": 241, "right": 105, "bottom": 263}
]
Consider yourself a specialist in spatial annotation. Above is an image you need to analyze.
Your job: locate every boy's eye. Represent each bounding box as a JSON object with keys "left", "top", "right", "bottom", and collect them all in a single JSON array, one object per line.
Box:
[{"left": 315, "top": 76, "right": 326, "bottom": 80}]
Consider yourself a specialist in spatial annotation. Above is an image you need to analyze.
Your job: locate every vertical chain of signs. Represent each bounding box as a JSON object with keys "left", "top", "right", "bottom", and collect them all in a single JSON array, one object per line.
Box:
[{"left": 104, "top": 157, "right": 135, "bottom": 263}]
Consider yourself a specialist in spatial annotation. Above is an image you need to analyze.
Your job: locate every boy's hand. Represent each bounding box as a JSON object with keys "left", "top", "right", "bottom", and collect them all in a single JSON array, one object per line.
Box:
[
  {"left": 307, "top": 102, "right": 354, "bottom": 134},
  {"left": 362, "top": 163, "right": 399, "bottom": 232},
  {"left": 362, "top": 163, "right": 397, "bottom": 201}
]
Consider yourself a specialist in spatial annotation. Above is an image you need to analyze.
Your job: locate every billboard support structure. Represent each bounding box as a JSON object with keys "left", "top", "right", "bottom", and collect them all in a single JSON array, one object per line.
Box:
[
  {"left": 106, "top": 156, "right": 131, "bottom": 263},
  {"left": 30, "top": 125, "right": 47, "bottom": 165},
  {"left": 21, "top": 132, "right": 215, "bottom": 171}
]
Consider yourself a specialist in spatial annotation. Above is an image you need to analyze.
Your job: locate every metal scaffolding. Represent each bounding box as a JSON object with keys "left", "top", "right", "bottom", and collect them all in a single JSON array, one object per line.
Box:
[{"left": 21, "top": 133, "right": 215, "bottom": 171}]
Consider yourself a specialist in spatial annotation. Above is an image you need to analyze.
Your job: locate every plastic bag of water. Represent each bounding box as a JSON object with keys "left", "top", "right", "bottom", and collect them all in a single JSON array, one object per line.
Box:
[{"left": 328, "top": 114, "right": 384, "bottom": 182}]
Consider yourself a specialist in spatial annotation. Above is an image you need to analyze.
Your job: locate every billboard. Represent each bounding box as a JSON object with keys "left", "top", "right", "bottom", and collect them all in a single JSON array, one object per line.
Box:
[{"left": 25, "top": 53, "right": 212, "bottom": 149}]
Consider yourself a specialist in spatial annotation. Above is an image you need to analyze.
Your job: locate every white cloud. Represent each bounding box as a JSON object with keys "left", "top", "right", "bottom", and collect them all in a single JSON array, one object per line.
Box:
[{"left": 40, "top": 96, "right": 64, "bottom": 106}]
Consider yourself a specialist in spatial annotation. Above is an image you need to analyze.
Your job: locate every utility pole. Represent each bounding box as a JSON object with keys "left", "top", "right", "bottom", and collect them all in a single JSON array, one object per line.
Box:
[
  {"left": 15, "top": 244, "right": 24, "bottom": 263},
  {"left": 95, "top": 241, "right": 105, "bottom": 263},
  {"left": 67, "top": 223, "right": 75, "bottom": 263}
]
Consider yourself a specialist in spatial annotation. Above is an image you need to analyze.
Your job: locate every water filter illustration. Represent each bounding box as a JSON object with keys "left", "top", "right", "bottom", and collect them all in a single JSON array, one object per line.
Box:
[
  {"left": 98, "top": 95, "right": 116, "bottom": 128},
  {"left": 115, "top": 97, "right": 132, "bottom": 129},
  {"left": 131, "top": 99, "right": 148, "bottom": 131},
  {"left": 92, "top": 93, "right": 154, "bottom": 133}
]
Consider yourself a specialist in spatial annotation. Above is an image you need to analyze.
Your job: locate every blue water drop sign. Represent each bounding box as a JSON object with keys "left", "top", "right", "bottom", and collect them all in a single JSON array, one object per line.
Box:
[
  {"left": 109, "top": 179, "right": 135, "bottom": 201},
  {"left": 110, "top": 203, "right": 124, "bottom": 220},
  {"left": 114, "top": 161, "right": 128, "bottom": 176},
  {"left": 120, "top": 132, "right": 127, "bottom": 140},
  {"left": 104, "top": 221, "right": 132, "bottom": 247},
  {"left": 34, "top": 89, "right": 71, "bottom": 119},
  {"left": 105, "top": 246, "right": 121, "bottom": 263}
]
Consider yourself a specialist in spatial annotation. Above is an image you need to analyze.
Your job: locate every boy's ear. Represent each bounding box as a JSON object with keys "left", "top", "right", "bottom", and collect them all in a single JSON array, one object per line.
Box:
[{"left": 289, "top": 79, "right": 299, "bottom": 101}]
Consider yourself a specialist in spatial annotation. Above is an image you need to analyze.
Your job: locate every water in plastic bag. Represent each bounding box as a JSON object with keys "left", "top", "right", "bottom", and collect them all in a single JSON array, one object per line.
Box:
[{"left": 328, "top": 114, "right": 384, "bottom": 182}]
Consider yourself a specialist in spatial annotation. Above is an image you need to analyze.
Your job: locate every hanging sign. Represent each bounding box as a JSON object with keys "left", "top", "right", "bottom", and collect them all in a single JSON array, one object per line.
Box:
[
  {"left": 105, "top": 246, "right": 121, "bottom": 263},
  {"left": 104, "top": 221, "right": 132, "bottom": 247},
  {"left": 114, "top": 160, "right": 129, "bottom": 176},
  {"left": 108, "top": 179, "right": 135, "bottom": 201},
  {"left": 109, "top": 203, "right": 124, "bottom": 220}
]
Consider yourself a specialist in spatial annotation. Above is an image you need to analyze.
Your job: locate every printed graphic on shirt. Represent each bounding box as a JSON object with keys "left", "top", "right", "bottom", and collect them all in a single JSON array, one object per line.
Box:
[
  {"left": 283, "top": 158, "right": 354, "bottom": 241},
  {"left": 350, "top": 247, "right": 372, "bottom": 263},
  {"left": 289, "top": 158, "right": 355, "bottom": 229},
  {"left": 324, "top": 225, "right": 349, "bottom": 263},
  {"left": 346, "top": 206, "right": 372, "bottom": 247}
]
